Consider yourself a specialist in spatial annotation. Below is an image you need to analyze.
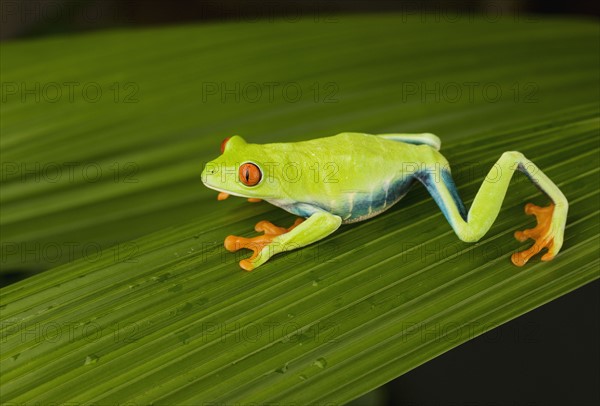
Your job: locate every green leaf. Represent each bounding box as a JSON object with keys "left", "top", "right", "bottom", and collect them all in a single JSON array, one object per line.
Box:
[
  {"left": 1, "top": 14, "right": 599, "bottom": 404},
  {"left": 2, "top": 15, "right": 599, "bottom": 272}
]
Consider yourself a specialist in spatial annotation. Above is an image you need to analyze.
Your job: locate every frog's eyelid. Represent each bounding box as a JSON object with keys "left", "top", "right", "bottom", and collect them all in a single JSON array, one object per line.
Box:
[{"left": 220, "top": 137, "right": 231, "bottom": 153}]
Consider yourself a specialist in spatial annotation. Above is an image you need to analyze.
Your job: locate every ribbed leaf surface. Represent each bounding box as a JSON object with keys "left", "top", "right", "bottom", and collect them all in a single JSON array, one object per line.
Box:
[{"left": 1, "top": 14, "right": 599, "bottom": 404}]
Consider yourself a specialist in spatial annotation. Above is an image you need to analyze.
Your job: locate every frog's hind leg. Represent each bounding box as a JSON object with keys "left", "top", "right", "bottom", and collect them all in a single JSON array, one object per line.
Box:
[
  {"left": 416, "top": 151, "right": 568, "bottom": 266},
  {"left": 378, "top": 133, "right": 441, "bottom": 150}
]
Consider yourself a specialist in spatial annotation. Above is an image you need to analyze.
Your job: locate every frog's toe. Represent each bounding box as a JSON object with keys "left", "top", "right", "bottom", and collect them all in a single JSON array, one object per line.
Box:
[
  {"left": 224, "top": 235, "right": 248, "bottom": 252},
  {"left": 511, "top": 238, "right": 556, "bottom": 267},
  {"left": 254, "top": 220, "right": 289, "bottom": 235},
  {"left": 240, "top": 257, "right": 258, "bottom": 271},
  {"left": 224, "top": 234, "right": 273, "bottom": 254},
  {"left": 511, "top": 203, "right": 556, "bottom": 266},
  {"left": 255, "top": 218, "right": 304, "bottom": 235}
]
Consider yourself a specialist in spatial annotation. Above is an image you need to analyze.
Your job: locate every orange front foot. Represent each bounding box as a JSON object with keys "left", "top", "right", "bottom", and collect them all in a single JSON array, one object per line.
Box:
[
  {"left": 224, "top": 218, "right": 304, "bottom": 271},
  {"left": 511, "top": 203, "right": 556, "bottom": 266}
]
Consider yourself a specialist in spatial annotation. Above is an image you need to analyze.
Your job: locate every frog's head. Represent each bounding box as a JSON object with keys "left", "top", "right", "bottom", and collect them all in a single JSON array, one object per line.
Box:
[{"left": 201, "top": 136, "right": 280, "bottom": 199}]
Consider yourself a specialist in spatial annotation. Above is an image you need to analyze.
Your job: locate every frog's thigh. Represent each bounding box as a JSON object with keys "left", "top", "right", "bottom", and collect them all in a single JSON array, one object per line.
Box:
[{"left": 415, "top": 168, "right": 468, "bottom": 236}]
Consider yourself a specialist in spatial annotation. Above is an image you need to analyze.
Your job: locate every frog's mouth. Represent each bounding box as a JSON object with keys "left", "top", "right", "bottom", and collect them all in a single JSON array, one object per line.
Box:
[
  {"left": 202, "top": 181, "right": 246, "bottom": 198},
  {"left": 203, "top": 177, "right": 264, "bottom": 200}
]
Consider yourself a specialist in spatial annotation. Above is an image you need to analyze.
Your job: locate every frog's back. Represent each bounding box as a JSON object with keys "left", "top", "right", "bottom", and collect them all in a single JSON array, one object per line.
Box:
[
  {"left": 273, "top": 132, "right": 443, "bottom": 223},
  {"left": 289, "top": 132, "right": 440, "bottom": 162}
]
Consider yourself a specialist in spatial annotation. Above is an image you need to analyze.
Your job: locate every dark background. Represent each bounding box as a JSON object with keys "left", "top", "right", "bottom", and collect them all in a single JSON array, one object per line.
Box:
[
  {"left": 1, "top": 0, "right": 599, "bottom": 41},
  {"left": 1, "top": 1, "right": 598, "bottom": 405},
  {"left": 387, "top": 279, "right": 599, "bottom": 406}
]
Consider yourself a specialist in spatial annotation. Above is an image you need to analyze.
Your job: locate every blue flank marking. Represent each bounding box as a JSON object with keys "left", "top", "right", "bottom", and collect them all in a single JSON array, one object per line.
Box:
[
  {"left": 344, "top": 177, "right": 416, "bottom": 221},
  {"left": 416, "top": 170, "right": 468, "bottom": 225},
  {"left": 283, "top": 169, "right": 469, "bottom": 223},
  {"left": 283, "top": 170, "right": 468, "bottom": 225},
  {"left": 441, "top": 170, "right": 468, "bottom": 220},
  {"left": 395, "top": 140, "right": 426, "bottom": 146},
  {"left": 283, "top": 203, "right": 316, "bottom": 218},
  {"left": 518, "top": 162, "right": 545, "bottom": 195},
  {"left": 283, "top": 177, "right": 417, "bottom": 222}
]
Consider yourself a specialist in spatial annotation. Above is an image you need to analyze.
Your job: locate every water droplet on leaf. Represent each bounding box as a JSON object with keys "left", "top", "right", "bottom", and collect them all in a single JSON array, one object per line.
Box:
[
  {"left": 275, "top": 363, "right": 289, "bottom": 374},
  {"left": 313, "top": 357, "right": 327, "bottom": 369},
  {"left": 152, "top": 273, "right": 171, "bottom": 283},
  {"left": 177, "top": 332, "right": 191, "bottom": 344},
  {"left": 85, "top": 354, "right": 100, "bottom": 365},
  {"left": 168, "top": 284, "right": 182, "bottom": 293}
]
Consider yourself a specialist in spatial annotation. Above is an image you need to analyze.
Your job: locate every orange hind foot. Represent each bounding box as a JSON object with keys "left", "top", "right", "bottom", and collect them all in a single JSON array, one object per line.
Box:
[{"left": 511, "top": 203, "right": 556, "bottom": 266}]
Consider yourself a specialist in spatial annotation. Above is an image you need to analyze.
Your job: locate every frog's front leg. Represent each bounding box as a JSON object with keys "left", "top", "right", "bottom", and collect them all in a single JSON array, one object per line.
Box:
[{"left": 224, "top": 210, "right": 342, "bottom": 271}]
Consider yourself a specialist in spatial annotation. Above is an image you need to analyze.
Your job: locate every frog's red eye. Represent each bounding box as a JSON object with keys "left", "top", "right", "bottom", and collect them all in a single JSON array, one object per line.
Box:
[
  {"left": 239, "top": 163, "right": 261, "bottom": 186},
  {"left": 220, "top": 137, "right": 231, "bottom": 153}
]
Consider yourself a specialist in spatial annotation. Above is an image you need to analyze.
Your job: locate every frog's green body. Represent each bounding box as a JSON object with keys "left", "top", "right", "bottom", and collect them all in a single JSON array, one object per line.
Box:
[
  {"left": 258, "top": 133, "right": 443, "bottom": 223},
  {"left": 202, "top": 133, "right": 568, "bottom": 271}
]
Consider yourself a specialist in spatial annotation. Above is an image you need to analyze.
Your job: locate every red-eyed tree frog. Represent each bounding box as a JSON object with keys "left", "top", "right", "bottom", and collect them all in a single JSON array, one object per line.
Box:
[{"left": 201, "top": 133, "right": 568, "bottom": 271}]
